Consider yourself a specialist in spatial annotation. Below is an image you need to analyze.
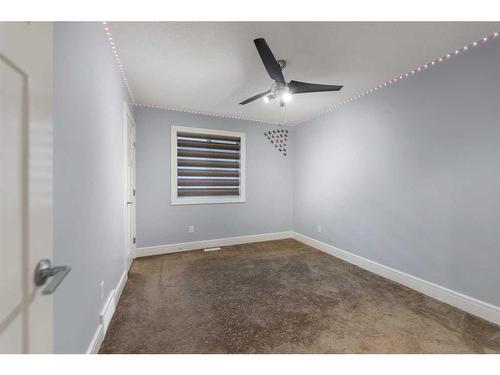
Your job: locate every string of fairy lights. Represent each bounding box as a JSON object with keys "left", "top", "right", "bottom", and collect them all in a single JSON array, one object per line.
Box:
[
  {"left": 102, "top": 21, "right": 135, "bottom": 104},
  {"left": 132, "top": 103, "right": 287, "bottom": 126},
  {"left": 300, "top": 30, "right": 500, "bottom": 126},
  {"left": 102, "top": 22, "right": 499, "bottom": 127},
  {"left": 101, "top": 21, "right": 286, "bottom": 126}
]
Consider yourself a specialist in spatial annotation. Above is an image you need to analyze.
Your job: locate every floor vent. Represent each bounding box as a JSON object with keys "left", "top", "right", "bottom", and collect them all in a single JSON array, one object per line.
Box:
[{"left": 204, "top": 247, "right": 221, "bottom": 252}]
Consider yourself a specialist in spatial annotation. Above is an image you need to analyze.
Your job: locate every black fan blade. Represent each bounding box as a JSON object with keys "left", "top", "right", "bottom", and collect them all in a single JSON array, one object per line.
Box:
[
  {"left": 239, "top": 90, "right": 271, "bottom": 105},
  {"left": 254, "top": 38, "right": 285, "bottom": 84},
  {"left": 288, "top": 80, "right": 343, "bottom": 94}
]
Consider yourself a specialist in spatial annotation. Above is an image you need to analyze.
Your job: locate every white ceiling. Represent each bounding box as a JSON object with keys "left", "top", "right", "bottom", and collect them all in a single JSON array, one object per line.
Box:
[{"left": 110, "top": 22, "right": 499, "bottom": 125}]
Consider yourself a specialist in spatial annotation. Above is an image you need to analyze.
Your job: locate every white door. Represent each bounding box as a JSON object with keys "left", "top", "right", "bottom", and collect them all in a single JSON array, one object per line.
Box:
[
  {"left": 125, "top": 104, "right": 136, "bottom": 265},
  {"left": 0, "top": 22, "right": 64, "bottom": 353}
]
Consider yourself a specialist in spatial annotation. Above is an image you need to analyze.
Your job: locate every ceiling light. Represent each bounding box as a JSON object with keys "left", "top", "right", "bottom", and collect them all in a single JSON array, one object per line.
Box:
[
  {"left": 282, "top": 92, "right": 292, "bottom": 103},
  {"left": 263, "top": 96, "right": 270, "bottom": 104}
]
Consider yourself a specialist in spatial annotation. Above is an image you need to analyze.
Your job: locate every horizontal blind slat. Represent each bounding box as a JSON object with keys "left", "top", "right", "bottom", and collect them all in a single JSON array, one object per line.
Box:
[
  {"left": 178, "top": 160, "right": 239, "bottom": 168},
  {"left": 178, "top": 179, "right": 239, "bottom": 186},
  {"left": 177, "top": 188, "right": 240, "bottom": 197},
  {"left": 177, "top": 169, "right": 240, "bottom": 178},
  {"left": 178, "top": 140, "right": 240, "bottom": 151},
  {"left": 177, "top": 150, "right": 240, "bottom": 159},
  {"left": 177, "top": 131, "right": 241, "bottom": 142}
]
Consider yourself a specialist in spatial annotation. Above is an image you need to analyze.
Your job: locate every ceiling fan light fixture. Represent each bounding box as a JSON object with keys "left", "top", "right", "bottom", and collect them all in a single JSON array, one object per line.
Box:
[
  {"left": 239, "top": 38, "right": 342, "bottom": 107},
  {"left": 282, "top": 91, "right": 292, "bottom": 103}
]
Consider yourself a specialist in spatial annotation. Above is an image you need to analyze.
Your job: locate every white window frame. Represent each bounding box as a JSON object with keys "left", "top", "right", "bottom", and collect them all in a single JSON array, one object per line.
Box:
[{"left": 171, "top": 125, "right": 246, "bottom": 205}]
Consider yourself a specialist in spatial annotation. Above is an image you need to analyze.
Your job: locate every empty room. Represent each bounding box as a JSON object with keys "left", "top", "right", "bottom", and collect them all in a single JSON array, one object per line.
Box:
[{"left": 1, "top": 1, "right": 500, "bottom": 370}]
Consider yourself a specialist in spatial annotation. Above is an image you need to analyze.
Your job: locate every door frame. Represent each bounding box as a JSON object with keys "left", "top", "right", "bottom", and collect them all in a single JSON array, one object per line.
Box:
[{"left": 123, "top": 102, "right": 136, "bottom": 269}]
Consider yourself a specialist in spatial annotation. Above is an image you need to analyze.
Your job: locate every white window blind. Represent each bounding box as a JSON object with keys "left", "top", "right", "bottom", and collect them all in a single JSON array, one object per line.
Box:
[{"left": 171, "top": 126, "right": 246, "bottom": 205}]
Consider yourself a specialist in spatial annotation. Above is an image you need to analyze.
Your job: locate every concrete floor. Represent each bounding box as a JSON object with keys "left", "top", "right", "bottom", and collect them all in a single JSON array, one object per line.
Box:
[{"left": 100, "top": 239, "right": 500, "bottom": 353}]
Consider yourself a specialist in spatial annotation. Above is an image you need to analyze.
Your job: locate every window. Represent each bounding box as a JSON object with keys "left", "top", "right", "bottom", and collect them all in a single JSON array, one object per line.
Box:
[{"left": 171, "top": 126, "right": 246, "bottom": 205}]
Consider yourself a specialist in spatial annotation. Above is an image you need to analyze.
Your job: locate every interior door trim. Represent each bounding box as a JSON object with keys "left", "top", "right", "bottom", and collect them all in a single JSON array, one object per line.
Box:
[{"left": 123, "top": 102, "right": 136, "bottom": 267}]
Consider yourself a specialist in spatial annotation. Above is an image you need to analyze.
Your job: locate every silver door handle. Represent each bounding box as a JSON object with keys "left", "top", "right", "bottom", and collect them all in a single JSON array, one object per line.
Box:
[
  {"left": 34, "top": 259, "right": 71, "bottom": 295},
  {"left": 127, "top": 201, "right": 133, "bottom": 205}
]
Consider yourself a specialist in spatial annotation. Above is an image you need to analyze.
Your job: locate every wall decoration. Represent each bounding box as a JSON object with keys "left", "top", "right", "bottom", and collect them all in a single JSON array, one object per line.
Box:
[{"left": 264, "top": 128, "right": 288, "bottom": 156}]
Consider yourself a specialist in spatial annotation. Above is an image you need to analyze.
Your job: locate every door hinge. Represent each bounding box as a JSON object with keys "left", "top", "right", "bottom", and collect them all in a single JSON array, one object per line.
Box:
[
  {"left": 133, "top": 237, "right": 136, "bottom": 244},
  {"left": 133, "top": 189, "right": 136, "bottom": 196}
]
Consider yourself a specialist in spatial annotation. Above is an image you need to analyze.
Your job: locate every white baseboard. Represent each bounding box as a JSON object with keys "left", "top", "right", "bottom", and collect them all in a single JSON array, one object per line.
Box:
[
  {"left": 116, "top": 264, "right": 129, "bottom": 303},
  {"left": 86, "top": 265, "right": 130, "bottom": 354},
  {"left": 100, "top": 290, "right": 116, "bottom": 337},
  {"left": 87, "top": 230, "right": 499, "bottom": 353},
  {"left": 134, "top": 231, "right": 294, "bottom": 258},
  {"left": 292, "top": 232, "right": 500, "bottom": 326},
  {"left": 126, "top": 251, "right": 134, "bottom": 273},
  {"left": 86, "top": 324, "right": 104, "bottom": 354}
]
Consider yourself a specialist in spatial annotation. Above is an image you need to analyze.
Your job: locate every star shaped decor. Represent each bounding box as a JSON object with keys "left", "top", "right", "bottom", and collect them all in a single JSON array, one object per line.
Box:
[{"left": 264, "top": 128, "right": 288, "bottom": 156}]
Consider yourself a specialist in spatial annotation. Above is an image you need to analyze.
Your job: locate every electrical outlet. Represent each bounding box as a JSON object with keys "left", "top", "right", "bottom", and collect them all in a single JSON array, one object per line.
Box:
[
  {"left": 189, "top": 225, "right": 194, "bottom": 233},
  {"left": 316, "top": 225, "right": 322, "bottom": 233},
  {"left": 100, "top": 281, "right": 105, "bottom": 301}
]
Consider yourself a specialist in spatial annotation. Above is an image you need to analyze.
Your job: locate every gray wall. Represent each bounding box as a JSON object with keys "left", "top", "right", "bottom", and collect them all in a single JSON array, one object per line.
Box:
[
  {"left": 293, "top": 38, "right": 500, "bottom": 306},
  {"left": 54, "top": 22, "right": 131, "bottom": 353},
  {"left": 53, "top": 22, "right": 499, "bottom": 352},
  {"left": 135, "top": 108, "right": 293, "bottom": 247}
]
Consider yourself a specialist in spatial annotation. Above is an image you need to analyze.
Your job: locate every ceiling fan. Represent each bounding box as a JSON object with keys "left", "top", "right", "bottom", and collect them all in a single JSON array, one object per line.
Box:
[{"left": 240, "top": 38, "right": 343, "bottom": 107}]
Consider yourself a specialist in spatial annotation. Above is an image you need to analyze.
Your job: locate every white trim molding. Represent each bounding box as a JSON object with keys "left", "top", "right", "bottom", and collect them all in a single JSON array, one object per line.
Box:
[
  {"left": 135, "top": 230, "right": 500, "bottom": 326},
  {"left": 292, "top": 232, "right": 500, "bottom": 326},
  {"left": 135, "top": 231, "right": 293, "bottom": 258},
  {"left": 123, "top": 102, "right": 137, "bottom": 265},
  {"left": 100, "top": 290, "right": 116, "bottom": 337},
  {"left": 86, "top": 262, "right": 131, "bottom": 354},
  {"left": 89, "top": 229, "right": 500, "bottom": 353},
  {"left": 86, "top": 324, "right": 104, "bottom": 355}
]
